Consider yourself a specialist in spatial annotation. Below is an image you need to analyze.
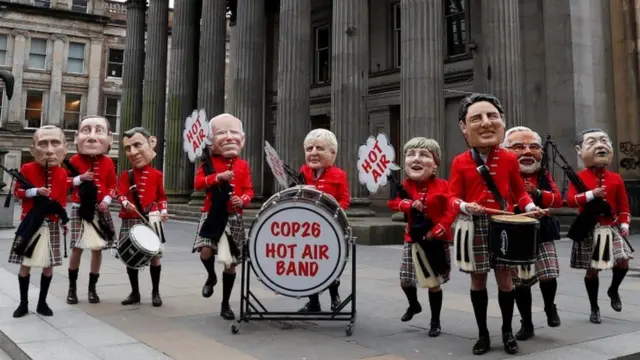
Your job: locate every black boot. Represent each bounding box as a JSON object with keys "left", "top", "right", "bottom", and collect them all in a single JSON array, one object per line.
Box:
[
  {"left": 470, "top": 289, "right": 490, "bottom": 355},
  {"left": 514, "top": 286, "right": 534, "bottom": 340},
  {"left": 540, "top": 279, "right": 561, "bottom": 327},
  {"left": 122, "top": 267, "right": 141, "bottom": 305},
  {"left": 498, "top": 289, "right": 518, "bottom": 354},
  {"left": 607, "top": 267, "right": 628, "bottom": 312},
  {"left": 329, "top": 281, "right": 341, "bottom": 311},
  {"left": 36, "top": 275, "right": 53, "bottom": 316},
  {"left": 13, "top": 275, "right": 30, "bottom": 318},
  {"left": 150, "top": 265, "right": 162, "bottom": 307},
  {"left": 428, "top": 290, "right": 442, "bottom": 337},
  {"left": 66, "top": 269, "right": 78, "bottom": 304},
  {"left": 200, "top": 256, "right": 217, "bottom": 298},
  {"left": 585, "top": 277, "right": 601, "bottom": 324},
  {"left": 88, "top": 273, "right": 100, "bottom": 304},
  {"left": 220, "top": 272, "right": 236, "bottom": 320},
  {"left": 400, "top": 286, "right": 422, "bottom": 322},
  {"left": 299, "top": 294, "right": 322, "bottom": 313}
]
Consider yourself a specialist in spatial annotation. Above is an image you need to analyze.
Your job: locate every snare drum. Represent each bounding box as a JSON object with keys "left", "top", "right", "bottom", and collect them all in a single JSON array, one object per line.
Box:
[
  {"left": 248, "top": 186, "right": 352, "bottom": 298},
  {"left": 117, "top": 224, "right": 161, "bottom": 269},
  {"left": 489, "top": 215, "right": 539, "bottom": 265}
]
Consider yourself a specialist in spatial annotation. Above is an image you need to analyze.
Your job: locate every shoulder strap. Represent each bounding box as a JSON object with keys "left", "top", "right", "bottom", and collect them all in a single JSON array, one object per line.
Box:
[
  {"left": 470, "top": 148, "right": 507, "bottom": 210},
  {"left": 128, "top": 170, "right": 147, "bottom": 217}
]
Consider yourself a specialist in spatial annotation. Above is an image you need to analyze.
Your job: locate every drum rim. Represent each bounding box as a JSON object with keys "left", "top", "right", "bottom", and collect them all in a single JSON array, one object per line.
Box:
[
  {"left": 129, "top": 224, "right": 161, "bottom": 253},
  {"left": 490, "top": 216, "right": 540, "bottom": 225},
  {"left": 261, "top": 186, "right": 349, "bottom": 222},
  {"left": 248, "top": 200, "right": 348, "bottom": 297}
]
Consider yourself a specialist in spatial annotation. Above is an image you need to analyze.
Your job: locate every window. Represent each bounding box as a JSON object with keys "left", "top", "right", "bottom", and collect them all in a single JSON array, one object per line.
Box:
[
  {"left": 393, "top": 3, "right": 401, "bottom": 68},
  {"left": 63, "top": 93, "right": 82, "bottom": 130},
  {"left": 103, "top": 97, "right": 120, "bottom": 133},
  {"left": 445, "top": 0, "right": 468, "bottom": 57},
  {"left": 34, "top": 0, "right": 51, "bottom": 8},
  {"left": 25, "top": 90, "right": 44, "bottom": 128},
  {"left": 71, "top": 0, "right": 88, "bottom": 12},
  {"left": 29, "top": 38, "right": 47, "bottom": 70},
  {"left": 0, "top": 35, "right": 7, "bottom": 66},
  {"left": 313, "top": 26, "right": 330, "bottom": 84},
  {"left": 107, "top": 49, "right": 124, "bottom": 78},
  {"left": 67, "top": 42, "right": 85, "bottom": 74}
]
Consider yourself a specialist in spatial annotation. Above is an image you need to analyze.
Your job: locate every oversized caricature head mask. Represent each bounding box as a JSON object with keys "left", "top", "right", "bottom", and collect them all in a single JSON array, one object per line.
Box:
[
  {"left": 403, "top": 137, "right": 440, "bottom": 181},
  {"left": 502, "top": 126, "right": 543, "bottom": 174},
  {"left": 458, "top": 93, "right": 506, "bottom": 149},
  {"left": 75, "top": 116, "right": 113, "bottom": 156},
  {"left": 30, "top": 125, "right": 68, "bottom": 167},
  {"left": 304, "top": 129, "right": 338, "bottom": 170},
  {"left": 575, "top": 128, "right": 613, "bottom": 168},
  {"left": 208, "top": 113, "right": 245, "bottom": 158},
  {"left": 122, "top": 127, "right": 157, "bottom": 169}
]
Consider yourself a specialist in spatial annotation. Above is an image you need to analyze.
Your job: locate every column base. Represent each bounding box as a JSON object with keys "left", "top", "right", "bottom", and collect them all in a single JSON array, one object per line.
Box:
[
  {"left": 165, "top": 191, "right": 192, "bottom": 204},
  {"left": 345, "top": 197, "right": 376, "bottom": 217},
  {"left": 188, "top": 191, "right": 206, "bottom": 207}
]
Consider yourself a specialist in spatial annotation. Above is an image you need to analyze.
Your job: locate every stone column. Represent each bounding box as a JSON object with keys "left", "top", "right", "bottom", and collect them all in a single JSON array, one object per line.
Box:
[
  {"left": 118, "top": 0, "right": 146, "bottom": 174},
  {"left": 399, "top": 0, "right": 444, "bottom": 148},
  {"left": 141, "top": 0, "right": 169, "bottom": 170},
  {"left": 164, "top": 0, "right": 200, "bottom": 202},
  {"left": 481, "top": 0, "right": 523, "bottom": 126},
  {"left": 86, "top": 37, "right": 103, "bottom": 115},
  {"left": 231, "top": 0, "right": 266, "bottom": 199},
  {"left": 6, "top": 31, "right": 26, "bottom": 131},
  {"left": 275, "top": 0, "right": 311, "bottom": 168},
  {"left": 48, "top": 35, "right": 65, "bottom": 126},
  {"left": 331, "top": 0, "right": 372, "bottom": 216}
]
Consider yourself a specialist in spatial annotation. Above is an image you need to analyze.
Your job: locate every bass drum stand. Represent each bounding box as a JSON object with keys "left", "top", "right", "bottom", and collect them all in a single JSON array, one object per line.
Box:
[{"left": 230, "top": 232, "right": 357, "bottom": 337}]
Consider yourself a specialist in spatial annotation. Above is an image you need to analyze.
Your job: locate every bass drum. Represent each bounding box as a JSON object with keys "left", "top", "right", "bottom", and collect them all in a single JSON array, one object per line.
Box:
[{"left": 248, "top": 186, "right": 351, "bottom": 298}]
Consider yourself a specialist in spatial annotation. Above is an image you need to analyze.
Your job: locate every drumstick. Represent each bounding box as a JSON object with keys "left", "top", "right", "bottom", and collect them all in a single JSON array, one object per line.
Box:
[
  {"left": 519, "top": 208, "right": 550, "bottom": 217},
  {"left": 128, "top": 206, "right": 153, "bottom": 227},
  {"left": 480, "top": 207, "right": 514, "bottom": 215}
]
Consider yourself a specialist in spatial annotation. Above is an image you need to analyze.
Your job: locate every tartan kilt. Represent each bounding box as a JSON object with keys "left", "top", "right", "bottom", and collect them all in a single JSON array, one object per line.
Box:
[
  {"left": 460, "top": 214, "right": 517, "bottom": 275},
  {"left": 570, "top": 225, "right": 633, "bottom": 270},
  {"left": 8, "top": 220, "right": 62, "bottom": 267},
  {"left": 193, "top": 213, "right": 246, "bottom": 263},
  {"left": 513, "top": 241, "right": 560, "bottom": 287},
  {"left": 117, "top": 218, "right": 163, "bottom": 259},
  {"left": 400, "top": 242, "right": 451, "bottom": 286},
  {"left": 69, "top": 205, "right": 116, "bottom": 249}
]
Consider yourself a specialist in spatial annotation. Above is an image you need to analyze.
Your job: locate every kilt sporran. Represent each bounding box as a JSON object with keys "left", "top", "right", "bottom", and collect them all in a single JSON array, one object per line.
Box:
[
  {"left": 400, "top": 242, "right": 451, "bottom": 286},
  {"left": 193, "top": 213, "right": 246, "bottom": 265},
  {"left": 9, "top": 220, "right": 62, "bottom": 267},
  {"left": 69, "top": 205, "right": 116, "bottom": 249},
  {"left": 570, "top": 224, "right": 633, "bottom": 270}
]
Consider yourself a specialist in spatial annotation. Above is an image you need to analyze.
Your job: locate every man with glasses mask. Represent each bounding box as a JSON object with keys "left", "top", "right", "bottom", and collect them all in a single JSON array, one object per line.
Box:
[{"left": 501, "top": 126, "right": 563, "bottom": 341}]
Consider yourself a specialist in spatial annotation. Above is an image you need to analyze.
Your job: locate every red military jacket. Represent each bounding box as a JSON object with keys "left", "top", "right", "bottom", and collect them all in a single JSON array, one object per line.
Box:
[
  {"left": 511, "top": 171, "right": 563, "bottom": 210},
  {"left": 15, "top": 162, "right": 68, "bottom": 221},
  {"left": 387, "top": 177, "right": 458, "bottom": 242},
  {"left": 67, "top": 154, "right": 117, "bottom": 204},
  {"left": 117, "top": 165, "right": 168, "bottom": 219},
  {"left": 566, "top": 168, "right": 631, "bottom": 226},
  {"left": 194, "top": 155, "right": 254, "bottom": 214},
  {"left": 300, "top": 164, "right": 350, "bottom": 210},
  {"left": 449, "top": 147, "right": 534, "bottom": 213}
]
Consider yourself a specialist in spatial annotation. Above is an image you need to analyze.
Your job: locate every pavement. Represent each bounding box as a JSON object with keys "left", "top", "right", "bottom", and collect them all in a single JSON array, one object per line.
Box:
[{"left": 0, "top": 205, "right": 640, "bottom": 360}]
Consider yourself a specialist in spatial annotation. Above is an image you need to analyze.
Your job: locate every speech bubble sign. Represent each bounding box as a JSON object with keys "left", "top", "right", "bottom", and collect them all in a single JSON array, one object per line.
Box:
[
  {"left": 357, "top": 133, "right": 400, "bottom": 194},
  {"left": 183, "top": 109, "right": 209, "bottom": 163}
]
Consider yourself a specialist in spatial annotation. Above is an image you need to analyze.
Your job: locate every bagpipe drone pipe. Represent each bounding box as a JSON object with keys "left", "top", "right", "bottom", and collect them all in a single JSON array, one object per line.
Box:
[
  {"left": 196, "top": 145, "right": 240, "bottom": 258},
  {"left": 388, "top": 173, "right": 449, "bottom": 276},
  {"left": 63, "top": 159, "right": 115, "bottom": 242},
  {"left": 1, "top": 164, "right": 69, "bottom": 257},
  {"left": 542, "top": 136, "right": 613, "bottom": 243}
]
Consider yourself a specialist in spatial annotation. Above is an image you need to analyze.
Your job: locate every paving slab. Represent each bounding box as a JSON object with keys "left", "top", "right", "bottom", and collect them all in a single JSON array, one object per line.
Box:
[{"left": 0, "top": 209, "right": 639, "bottom": 359}]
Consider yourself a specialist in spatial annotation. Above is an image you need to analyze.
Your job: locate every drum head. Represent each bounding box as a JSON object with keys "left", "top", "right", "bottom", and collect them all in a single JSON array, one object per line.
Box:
[
  {"left": 492, "top": 214, "right": 539, "bottom": 224},
  {"left": 248, "top": 200, "right": 348, "bottom": 298},
  {"left": 130, "top": 225, "right": 161, "bottom": 252}
]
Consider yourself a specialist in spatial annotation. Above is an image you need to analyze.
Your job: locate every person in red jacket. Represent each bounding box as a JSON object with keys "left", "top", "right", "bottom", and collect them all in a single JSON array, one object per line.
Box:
[
  {"left": 9, "top": 125, "right": 69, "bottom": 318},
  {"left": 193, "top": 113, "right": 254, "bottom": 320},
  {"left": 449, "top": 93, "right": 545, "bottom": 355},
  {"left": 65, "top": 116, "right": 117, "bottom": 305},
  {"left": 567, "top": 128, "right": 633, "bottom": 324},
  {"left": 501, "top": 126, "right": 564, "bottom": 340},
  {"left": 296, "top": 128, "right": 350, "bottom": 313},
  {"left": 117, "top": 127, "right": 168, "bottom": 307},
  {"left": 387, "top": 137, "right": 457, "bottom": 337}
]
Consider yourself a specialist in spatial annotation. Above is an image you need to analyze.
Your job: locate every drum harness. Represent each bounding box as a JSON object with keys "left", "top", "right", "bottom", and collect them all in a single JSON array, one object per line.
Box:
[{"left": 127, "top": 170, "right": 166, "bottom": 244}]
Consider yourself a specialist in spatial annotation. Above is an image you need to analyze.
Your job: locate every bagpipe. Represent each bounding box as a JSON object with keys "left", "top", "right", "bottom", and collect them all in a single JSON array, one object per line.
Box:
[
  {"left": 0, "top": 163, "right": 69, "bottom": 258},
  {"left": 195, "top": 145, "right": 241, "bottom": 260},
  {"left": 63, "top": 158, "right": 115, "bottom": 246}
]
